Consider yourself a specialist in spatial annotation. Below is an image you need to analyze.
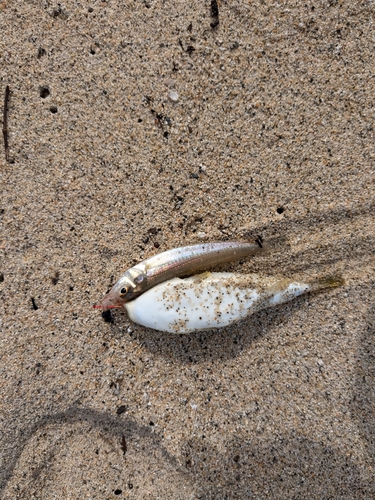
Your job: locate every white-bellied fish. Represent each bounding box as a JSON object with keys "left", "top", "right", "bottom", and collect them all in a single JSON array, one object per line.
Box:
[{"left": 124, "top": 272, "right": 344, "bottom": 333}]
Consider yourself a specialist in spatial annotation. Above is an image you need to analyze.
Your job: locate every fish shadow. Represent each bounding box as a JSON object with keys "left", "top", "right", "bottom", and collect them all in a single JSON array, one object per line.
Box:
[{"left": 239, "top": 201, "right": 375, "bottom": 275}]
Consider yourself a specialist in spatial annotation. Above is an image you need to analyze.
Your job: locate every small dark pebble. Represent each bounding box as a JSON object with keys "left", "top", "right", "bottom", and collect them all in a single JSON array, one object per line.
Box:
[
  {"left": 186, "top": 45, "right": 195, "bottom": 55},
  {"left": 0, "top": 272, "right": 4, "bottom": 282},
  {"left": 50, "top": 105, "right": 58, "bottom": 113},
  {"left": 52, "top": 6, "right": 62, "bottom": 17},
  {"left": 128, "top": 483, "right": 133, "bottom": 490},
  {"left": 37, "top": 48, "right": 46, "bottom": 58},
  {"left": 114, "top": 489, "right": 122, "bottom": 495},
  {"left": 116, "top": 405, "right": 127, "bottom": 415},
  {"left": 154, "top": 241, "right": 160, "bottom": 248},
  {"left": 102, "top": 310, "right": 114, "bottom": 323},
  {"left": 51, "top": 271, "right": 59, "bottom": 285},
  {"left": 31, "top": 297, "right": 38, "bottom": 310},
  {"left": 190, "top": 172, "right": 199, "bottom": 179},
  {"left": 276, "top": 207, "right": 285, "bottom": 214},
  {"left": 40, "top": 86, "right": 50, "bottom": 98}
]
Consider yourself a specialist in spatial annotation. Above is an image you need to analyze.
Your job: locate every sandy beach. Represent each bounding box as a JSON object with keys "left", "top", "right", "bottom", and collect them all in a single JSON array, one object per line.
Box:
[{"left": 1, "top": 0, "right": 374, "bottom": 498}]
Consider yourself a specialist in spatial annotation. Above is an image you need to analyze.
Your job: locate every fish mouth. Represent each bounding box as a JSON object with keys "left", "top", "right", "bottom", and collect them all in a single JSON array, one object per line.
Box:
[
  {"left": 93, "top": 303, "right": 123, "bottom": 310},
  {"left": 93, "top": 293, "right": 125, "bottom": 311}
]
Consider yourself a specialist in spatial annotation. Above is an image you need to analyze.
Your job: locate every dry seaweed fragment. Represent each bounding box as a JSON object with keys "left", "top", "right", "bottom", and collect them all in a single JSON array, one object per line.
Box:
[
  {"left": 210, "top": 0, "right": 219, "bottom": 28},
  {"left": 120, "top": 434, "right": 127, "bottom": 455}
]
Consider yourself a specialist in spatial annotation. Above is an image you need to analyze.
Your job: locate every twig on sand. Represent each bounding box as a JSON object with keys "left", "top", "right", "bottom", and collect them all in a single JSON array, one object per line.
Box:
[{"left": 3, "top": 85, "right": 10, "bottom": 162}]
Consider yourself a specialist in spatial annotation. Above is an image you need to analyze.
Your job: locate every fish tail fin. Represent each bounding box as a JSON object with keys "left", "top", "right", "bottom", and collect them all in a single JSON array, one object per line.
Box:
[
  {"left": 256, "top": 235, "right": 290, "bottom": 253},
  {"left": 310, "top": 275, "right": 345, "bottom": 291}
]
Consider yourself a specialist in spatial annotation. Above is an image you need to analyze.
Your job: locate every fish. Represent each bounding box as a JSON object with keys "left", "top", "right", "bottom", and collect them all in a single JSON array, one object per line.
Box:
[
  {"left": 124, "top": 272, "right": 344, "bottom": 334},
  {"left": 95, "top": 239, "right": 279, "bottom": 310}
]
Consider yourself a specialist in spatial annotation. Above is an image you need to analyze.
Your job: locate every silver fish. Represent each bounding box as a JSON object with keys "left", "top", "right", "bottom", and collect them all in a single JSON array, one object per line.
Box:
[{"left": 97, "top": 239, "right": 274, "bottom": 310}]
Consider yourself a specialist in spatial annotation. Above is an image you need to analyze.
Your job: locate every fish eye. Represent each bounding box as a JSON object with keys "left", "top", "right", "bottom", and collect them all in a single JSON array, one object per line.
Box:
[{"left": 120, "top": 287, "right": 128, "bottom": 296}]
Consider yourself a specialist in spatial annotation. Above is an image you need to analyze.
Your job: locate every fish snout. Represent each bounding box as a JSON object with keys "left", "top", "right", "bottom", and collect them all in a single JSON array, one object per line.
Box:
[{"left": 100, "top": 292, "right": 124, "bottom": 310}]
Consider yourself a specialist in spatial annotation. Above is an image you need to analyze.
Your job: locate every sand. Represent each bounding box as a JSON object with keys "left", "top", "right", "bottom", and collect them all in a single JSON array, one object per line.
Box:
[{"left": 1, "top": 0, "right": 374, "bottom": 498}]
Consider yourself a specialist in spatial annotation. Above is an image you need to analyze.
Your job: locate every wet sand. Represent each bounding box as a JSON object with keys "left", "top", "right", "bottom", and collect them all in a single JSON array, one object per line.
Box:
[{"left": 1, "top": 1, "right": 374, "bottom": 498}]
